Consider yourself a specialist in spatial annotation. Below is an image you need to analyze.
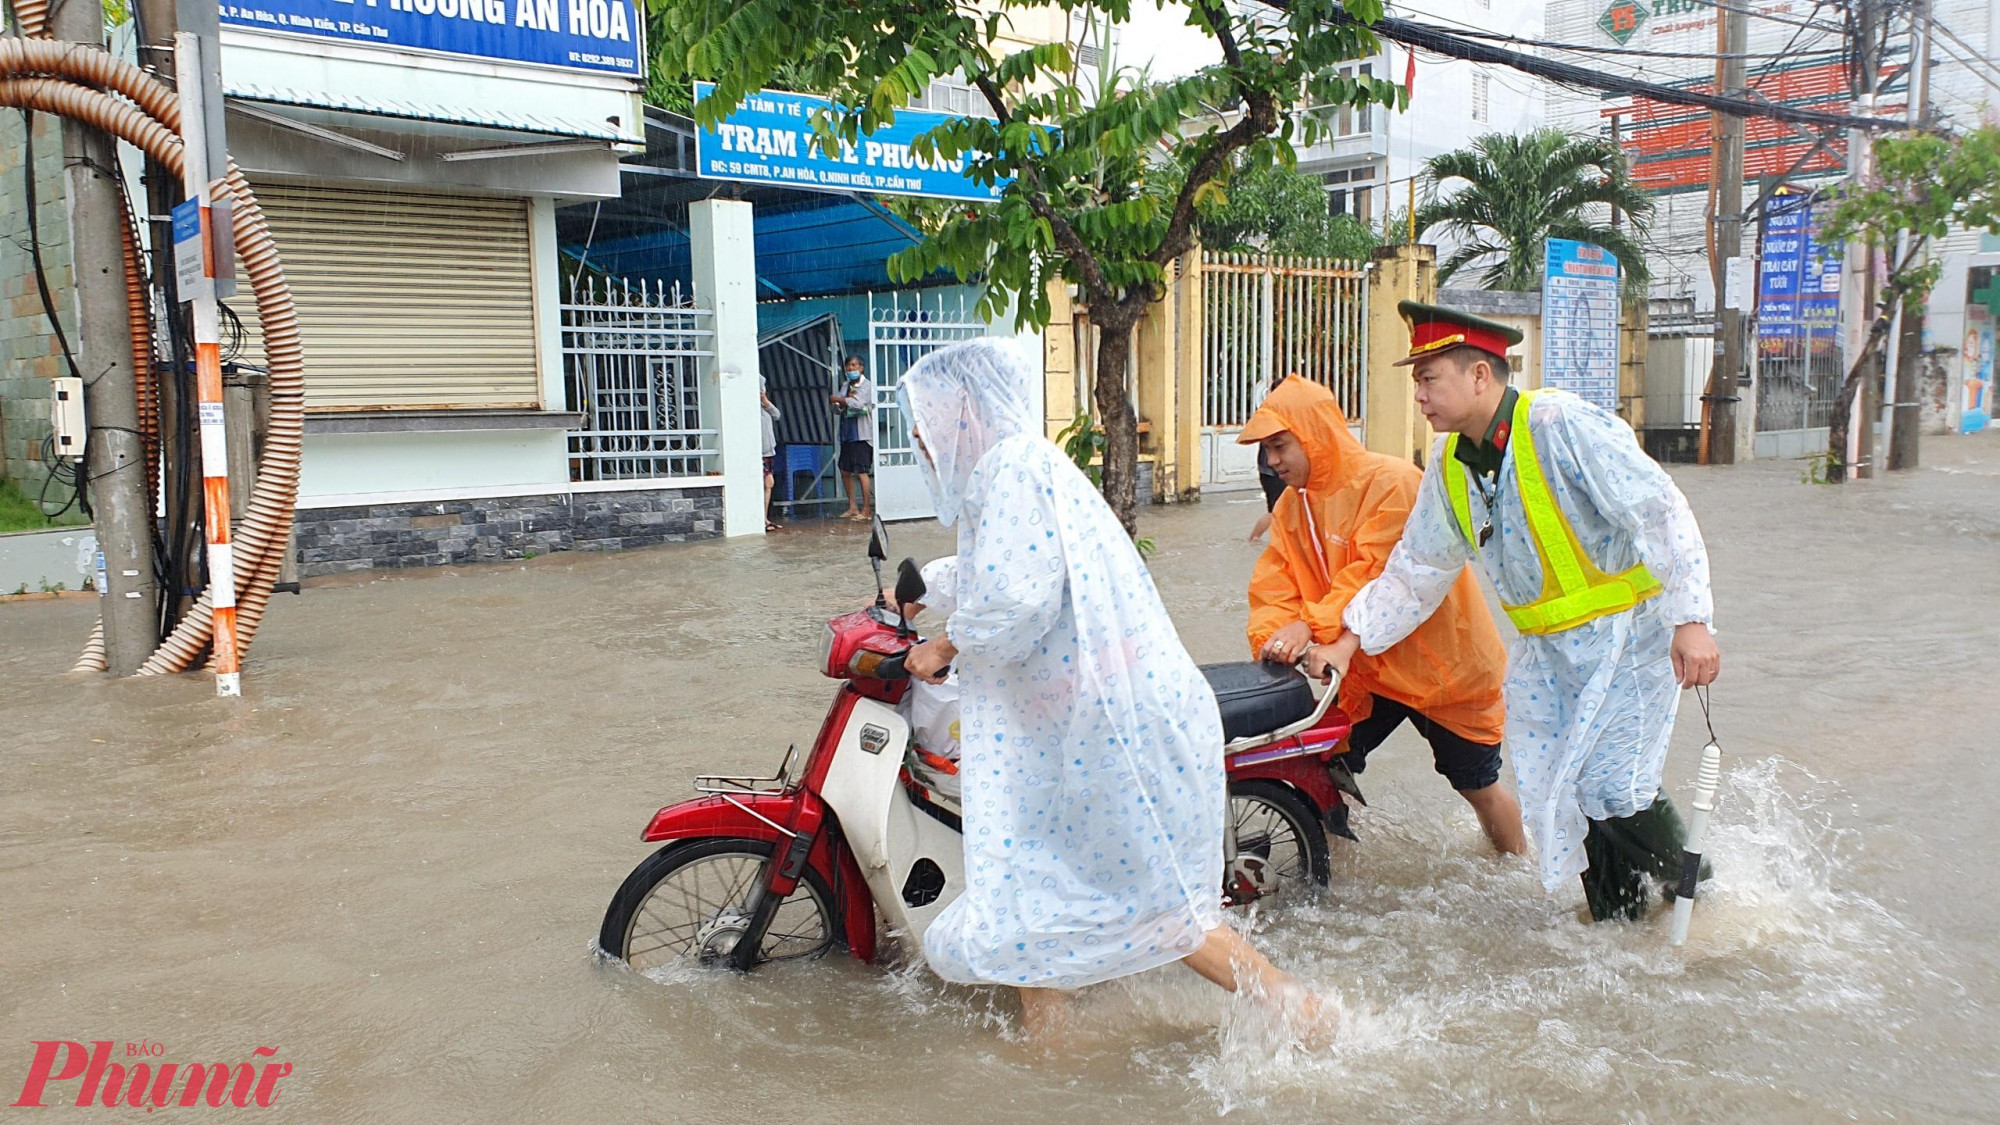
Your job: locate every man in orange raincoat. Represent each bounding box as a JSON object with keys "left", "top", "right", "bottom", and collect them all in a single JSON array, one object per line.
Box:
[{"left": 1242, "top": 375, "right": 1524, "bottom": 854}]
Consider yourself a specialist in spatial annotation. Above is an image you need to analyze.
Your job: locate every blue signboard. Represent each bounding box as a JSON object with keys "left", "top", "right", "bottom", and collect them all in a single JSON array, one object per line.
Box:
[
  {"left": 692, "top": 82, "right": 1007, "bottom": 203},
  {"left": 171, "top": 198, "right": 201, "bottom": 247},
  {"left": 1541, "top": 238, "right": 1622, "bottom": 411},
  {"left": 219, "top": 0, "right": 642, "bottom": 78},
  {"left": 1756, "top": 185, "right": 1840, "bottom": 344}
]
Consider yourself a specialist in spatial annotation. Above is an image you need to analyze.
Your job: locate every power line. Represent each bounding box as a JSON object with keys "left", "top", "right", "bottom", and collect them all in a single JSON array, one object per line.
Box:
[
  {"left": 1303, "top": 5, "right": 1914, "bottom": 132},
  {"left": 1392, "top": 0, "right": 1840, "bottom": 45},
  {"left": 1929, "top": 18, "right": 2000, "bottom": 90},
  {"left": 1437, "top": 25, "right": 1835, "bottom": 63},
  {"left": 1320, "top": 2, "right": 1546, "bottom": 99},
  {"left": 1702, "top": 0, "right": 1846, "bottom": 35},
  {"left": 1733, "top": 1, "right": 1844, "bottom": 177},
  {"left": 1928, "top": 83, "right": 1990, "bottom": 120},
  {"left": 1757, "top": 0, "right": 1838, "bottom": 86},
  {"left": 1932, "top": 40, "right": 2000, "bottom": 95}
]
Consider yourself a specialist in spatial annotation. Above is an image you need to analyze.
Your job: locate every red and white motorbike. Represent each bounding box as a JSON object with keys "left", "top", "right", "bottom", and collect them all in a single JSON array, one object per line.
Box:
[{"left": 599, "top": 519, "right": 1362, "bottom": 973}]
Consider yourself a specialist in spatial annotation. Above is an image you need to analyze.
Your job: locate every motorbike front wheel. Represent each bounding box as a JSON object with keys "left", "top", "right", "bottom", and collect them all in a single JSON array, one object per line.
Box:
[
  {"left": 1228, "top": 780, "right": 1332, "bottom": 899},
  {"left": 599, "top": 837, "right": 838, "bottom": 973}
]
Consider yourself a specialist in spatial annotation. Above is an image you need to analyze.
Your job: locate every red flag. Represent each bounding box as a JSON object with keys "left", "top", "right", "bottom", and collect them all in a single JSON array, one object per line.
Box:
[{"left": 1404, "top": 47, "right": 1416, "bottom": 97}]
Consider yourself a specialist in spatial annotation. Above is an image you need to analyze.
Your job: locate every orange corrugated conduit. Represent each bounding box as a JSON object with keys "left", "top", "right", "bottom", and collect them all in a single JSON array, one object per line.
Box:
[
  {"left": 119, "top": 207, "right": 158, "bottom": 504},
  {"left": 2, "top": 28, "right": 305, "bottom": 681},
  {"left": 9, "top": 0, "right": 47, "bottom": 37}
]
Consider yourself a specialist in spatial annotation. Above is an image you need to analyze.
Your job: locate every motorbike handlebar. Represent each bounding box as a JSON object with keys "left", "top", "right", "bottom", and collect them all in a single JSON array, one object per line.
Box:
[{"left": 854, "top": 649, "right": 949, "bottom": 684}]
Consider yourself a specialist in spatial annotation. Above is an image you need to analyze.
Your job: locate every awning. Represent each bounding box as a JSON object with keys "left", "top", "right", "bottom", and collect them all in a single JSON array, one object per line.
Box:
[
  {"left": 564, "top": 188, "right": 941, "bottom": 299},
  {"left": 557, "top": 106, "right": 957, "bottom": 300},
  {"left": 225, "top": 82, "right": 644, "bottom": 143}
]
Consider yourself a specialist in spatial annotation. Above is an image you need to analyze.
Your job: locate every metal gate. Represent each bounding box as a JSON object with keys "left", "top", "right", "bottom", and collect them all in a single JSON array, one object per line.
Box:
[
  {"left": 1200, "top": 251, "right": 1368, "bottom": 485},
  {"left": 1754, "top": 314, "right": 1843, "bottom": 460},
  {"left": 869, "top": 289, "right": 986, "bottom": 521},
  {"left": 562, "top": 277, "right": 717, "bottom": 480}
]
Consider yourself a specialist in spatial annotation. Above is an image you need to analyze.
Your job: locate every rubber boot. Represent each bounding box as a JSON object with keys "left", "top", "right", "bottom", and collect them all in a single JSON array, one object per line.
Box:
[{"left": 1579, "top": 795, "right": 1712, "bottom": 922}]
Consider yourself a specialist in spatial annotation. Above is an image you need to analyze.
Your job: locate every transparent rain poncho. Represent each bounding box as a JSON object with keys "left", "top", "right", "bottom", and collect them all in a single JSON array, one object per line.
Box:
[
  {"left": 1343, "top": 389, "right": 1716, "bottom": 892},
  {"left": 898, "top": 339, "right": 1224, "bottom": 989}
]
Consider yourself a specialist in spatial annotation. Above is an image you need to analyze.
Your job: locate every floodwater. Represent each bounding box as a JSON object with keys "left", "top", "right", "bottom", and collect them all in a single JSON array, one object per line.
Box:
[{"left": 4, "top": 435, "right": 1998, "bottom": 1123}]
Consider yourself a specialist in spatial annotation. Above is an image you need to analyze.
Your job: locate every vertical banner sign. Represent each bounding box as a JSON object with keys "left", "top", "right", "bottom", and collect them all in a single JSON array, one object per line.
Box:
[
  {"left": 692, "top": 82, "right": 1007, "bottom": 203},
  {"left": 1756, "top": 185, "right": 1839, "bottom": 345},
  {"left": 1541, "top": 239, "right": 1623, "bottom": 411}
]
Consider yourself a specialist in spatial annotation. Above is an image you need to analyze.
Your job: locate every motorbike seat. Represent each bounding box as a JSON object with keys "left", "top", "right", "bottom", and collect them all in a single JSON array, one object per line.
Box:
[{"left": 1201, "top": 661, "right": 1317, "bottom": 742}]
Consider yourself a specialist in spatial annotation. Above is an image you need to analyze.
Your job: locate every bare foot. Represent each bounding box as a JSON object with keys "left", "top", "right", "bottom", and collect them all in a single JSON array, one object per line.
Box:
[
  {"left": 1016, "top": 986, "right": 1092, "bottom": 1052},
  {"left": 1278, "top": 983, "right": 1340, "bottom": 1051}
]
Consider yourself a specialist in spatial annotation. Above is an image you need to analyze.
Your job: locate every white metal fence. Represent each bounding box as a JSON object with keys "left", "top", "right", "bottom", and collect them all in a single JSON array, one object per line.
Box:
[
  {"left": 1201, "top": 251, "right": 1369, "bottom": 428},
  {"left": 869, "top": 288, "right": 987, "bottom": 521},
  {"left": 562, "top": 277, "right": 717, "bottom": 481}
]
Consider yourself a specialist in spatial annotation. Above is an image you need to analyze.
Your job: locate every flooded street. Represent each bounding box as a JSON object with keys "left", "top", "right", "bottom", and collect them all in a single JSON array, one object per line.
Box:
[{"left": 4, "top": 435, "right": 1998, "bottom": 1122}]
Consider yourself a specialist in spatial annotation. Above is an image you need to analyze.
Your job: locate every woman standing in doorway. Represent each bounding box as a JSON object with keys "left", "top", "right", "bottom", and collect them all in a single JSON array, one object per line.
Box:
[{"left": 834, "top": 356, "right": 876, "bottom": 522}]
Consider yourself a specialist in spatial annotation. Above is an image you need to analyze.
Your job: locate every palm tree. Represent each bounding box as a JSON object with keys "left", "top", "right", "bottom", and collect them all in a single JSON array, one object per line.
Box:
[{"left": 1415, "top": 129, "right": 1654, "bottom": 294}]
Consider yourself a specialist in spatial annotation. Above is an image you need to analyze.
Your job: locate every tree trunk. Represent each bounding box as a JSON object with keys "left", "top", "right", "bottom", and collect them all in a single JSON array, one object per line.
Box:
[
  {"left": 1091, "top": 311, "right": 1141, "bottom": 537},
  {"left": 1889, "top": 297, "right": 1923, "bottom": 471},
  {"left": 1826, "top": 336, "right": 1886, "bottom": 483}
]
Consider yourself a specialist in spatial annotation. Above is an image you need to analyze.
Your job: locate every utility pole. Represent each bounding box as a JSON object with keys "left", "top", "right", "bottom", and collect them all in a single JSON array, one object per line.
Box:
[
  {"left": 1745, "top": 172, "right": 1780, "bottom": 458},
  {"left": 52, "top": 0, "right": 161, "bottom": 673},
  {"left": 135, "top": 0, "right": 178, "bottom": 71},
  {"left": 174, "top": 30, "right": 244, "bottom": 697},
  {"left": 1702, "top": 0, "right": 1748, "bottom": 465},
  {"left": 1838, "top": 0, "right": 1883, "bottom": 481},
  {"left": 1887, "top": 0, "right": 1932, "bottom": 471}
]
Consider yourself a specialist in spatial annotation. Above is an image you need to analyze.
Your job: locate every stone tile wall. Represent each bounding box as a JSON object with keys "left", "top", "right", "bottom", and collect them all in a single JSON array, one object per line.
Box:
[{"left": 294, "top": 486, "right": 724, "bottom": 577}]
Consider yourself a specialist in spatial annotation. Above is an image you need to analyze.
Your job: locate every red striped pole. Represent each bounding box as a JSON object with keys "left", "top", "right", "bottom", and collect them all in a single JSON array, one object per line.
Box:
[{"left": 175, "top": 32, "right": 241, "bottom": 698}]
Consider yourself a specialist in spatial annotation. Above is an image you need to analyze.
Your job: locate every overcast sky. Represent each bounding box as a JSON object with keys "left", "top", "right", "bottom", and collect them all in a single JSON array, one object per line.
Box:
[{"left": 1120, "top": 3, "right": 1224, "bottom": 78}]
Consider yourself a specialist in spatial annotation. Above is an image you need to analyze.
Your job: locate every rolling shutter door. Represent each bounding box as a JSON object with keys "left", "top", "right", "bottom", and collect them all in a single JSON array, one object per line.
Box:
[{"left": 237, "top": 183, "right": 541, "bottom": 410}]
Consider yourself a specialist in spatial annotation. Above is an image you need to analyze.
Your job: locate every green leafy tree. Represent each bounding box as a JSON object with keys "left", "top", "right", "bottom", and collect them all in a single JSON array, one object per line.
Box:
[
  {"left": 643, "top": 4, "right": 811, "bottom": 113},
  {"left": 654, "top": 0, "right": 1403, "bottom": 533},
  {"left": 1818, "top": 124, "right": 2000, "bottom": 480},
  {"left": 1415, "top": 128, "right": 1653, "bottom": 294},
  {"left": 1193, "top": 158, "right": 1379, "bottom": 260}
]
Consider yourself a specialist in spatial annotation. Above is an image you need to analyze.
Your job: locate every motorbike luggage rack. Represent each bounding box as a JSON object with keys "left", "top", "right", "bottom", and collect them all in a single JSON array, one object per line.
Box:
[
  {"left": 695, "top": 743, "right": 799, "bottom": 796},
  {"left": 1222, "top": 673, "right": 1344, "bottom": 755}
]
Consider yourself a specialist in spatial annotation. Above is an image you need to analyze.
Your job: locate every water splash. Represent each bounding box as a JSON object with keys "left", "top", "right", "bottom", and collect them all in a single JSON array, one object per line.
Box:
[
  {"left": 1145, "top": 759, "right": 1946, "bottom": 1117},
  {"left": 593, "top": 758, "right": 1961, "bottom": 1117}
]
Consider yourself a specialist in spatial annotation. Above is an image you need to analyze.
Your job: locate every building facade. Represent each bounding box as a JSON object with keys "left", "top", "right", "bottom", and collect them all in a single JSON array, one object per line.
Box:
[
  {"left": 1544, "top": 0, "right": 2000, "bottom": 438},
  {"left": 1294, "top": 0, "right": 1550, "bottom": 237},
  {"left": 202, "top": 0, "right": 688, "bottom": 573}
]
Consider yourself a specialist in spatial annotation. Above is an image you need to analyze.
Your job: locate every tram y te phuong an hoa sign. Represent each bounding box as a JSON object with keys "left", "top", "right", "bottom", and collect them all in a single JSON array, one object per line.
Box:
[{"left": 692, "top": 83, "right": 1009, "bottom": 204}]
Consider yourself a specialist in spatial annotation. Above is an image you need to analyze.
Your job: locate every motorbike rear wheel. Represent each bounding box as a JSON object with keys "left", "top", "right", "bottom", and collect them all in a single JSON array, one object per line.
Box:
[
  {"left": 1228, "top": 780, "right": 1332, "bottom": 899},
  {"left": 599, "top": 837, "right": 837, "bottom": 973}
]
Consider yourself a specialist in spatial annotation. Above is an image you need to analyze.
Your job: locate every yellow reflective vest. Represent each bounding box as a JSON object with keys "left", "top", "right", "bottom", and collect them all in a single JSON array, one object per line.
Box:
[{"left": 1444, "top": 391, "right": 1662, "bottom": 636}]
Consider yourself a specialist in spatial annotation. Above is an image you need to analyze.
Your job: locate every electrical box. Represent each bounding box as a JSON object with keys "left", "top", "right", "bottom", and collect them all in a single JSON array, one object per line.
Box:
[{"left": 50, "top": 377, "right": 86, "bottom": 459}]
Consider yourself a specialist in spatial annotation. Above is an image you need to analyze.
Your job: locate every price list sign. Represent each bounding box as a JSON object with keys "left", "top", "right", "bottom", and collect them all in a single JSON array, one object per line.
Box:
[{"left": 1541, "top": 239, "right": 1622, "bottom": 411}]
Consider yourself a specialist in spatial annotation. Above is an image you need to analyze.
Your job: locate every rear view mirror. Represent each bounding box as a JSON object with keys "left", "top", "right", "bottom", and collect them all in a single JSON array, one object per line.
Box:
[
  {"left": 868, "top": 514, "right": 890, "bottom": 561},
  {"left": 894, "top": 557, "right": 927, "bottom": 609}
]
